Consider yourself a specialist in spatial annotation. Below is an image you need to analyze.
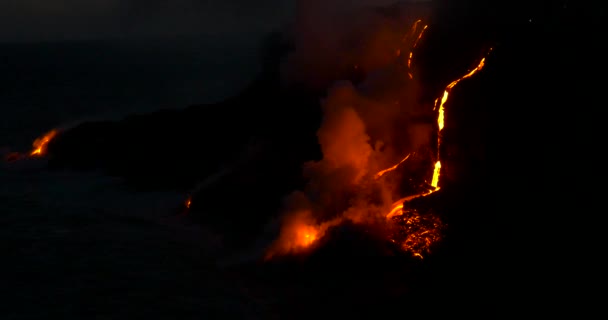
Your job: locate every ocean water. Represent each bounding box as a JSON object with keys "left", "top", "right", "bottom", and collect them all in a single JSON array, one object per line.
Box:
[
  {"left": 0, "top": 37, "right": 272, "bottom": 318},
  {"left": 0, "top": 36, "right": 262, "bottom": 151}
]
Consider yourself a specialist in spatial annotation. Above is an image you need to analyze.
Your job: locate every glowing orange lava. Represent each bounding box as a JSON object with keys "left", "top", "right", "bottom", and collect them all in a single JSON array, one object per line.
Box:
[
  {"left": 378, "top": 47, "right": 492, "bottom": 258},
  {"left": 265, "top": 22, "right": 492, "bottom": 261},
  {"left": 408, "top": 24, "right": 427, "bottom": 69},
  {"left": 30, "top": 130, "right": 58, "bottom": 157},
  {"left": 430, "top": 161, "right": 441, "bottom": 189},
  {"left": 390, "top": 208, "right": 444, "bottom": 259},
  {"left": 432, "top": 49, "right": 492, "bottom": 187},
  {"left": 264, "top": 220, "right": 324, "bottom": 260},
  {"left": 296, "top": 225, "right": 319, "bottom": 247},
  {"left": 434, "top": 52, "right": 490, "bottom": 111},
  {"left": 406, "top": 20, "right": 428, "bottom": 79},
  {"left": 375, "top": 153, "right": 411, "bottom": 179},
  {"left": 385, "top": 191, "right": 434, "bottom": 219}
]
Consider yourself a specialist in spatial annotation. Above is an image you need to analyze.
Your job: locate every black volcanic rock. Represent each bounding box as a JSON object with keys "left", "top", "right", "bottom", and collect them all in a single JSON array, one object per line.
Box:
[{"left": 44, "top": 32, "right": 325, "bottom": 192}]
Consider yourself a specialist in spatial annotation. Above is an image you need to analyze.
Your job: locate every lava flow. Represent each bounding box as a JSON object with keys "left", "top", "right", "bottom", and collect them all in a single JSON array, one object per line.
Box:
[
  {"left": 383, "top": 51, "right": 492, "bottom": 258},
  {"left": 30, "top": 129, "right": 58, "bottom": 157},
  {"left": 375, "top": 153, "right": 411, "bottom": 180},
  {"left": 406, "top": 20, "right": 428, "bottom": 79},
  {"left": 264, "top": 18, "right": 492, "bottom": 260},
  {"left": 431, "top": 49, "right": 491, "bottom": 187}
]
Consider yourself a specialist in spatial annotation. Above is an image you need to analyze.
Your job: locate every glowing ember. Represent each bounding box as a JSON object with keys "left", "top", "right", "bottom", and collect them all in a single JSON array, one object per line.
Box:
[
  {"left": 387, "top": 202, "right": 404, "bottom": 219},
  {"left": 408, "top": 24, "right": 427, "bottom": 69},
  {"left": 391, "top": 208, "right": 444, "bottom": 259},
  {"left": 374, "top": 153, "right": 411, "bottom": 179},
  {"left": 437, "top": 102, "right": 446, "bottom": 131},
  {"left": 185, "top": 197, "right": 192, "bottom": 209},
  {"left": 431, "top": 49, "right": 492, "bottom": 188},
  {"left": 385, "top": 192, "right": 433, "bottom": 219},
  {"left": 265, "top": 219, "right": 327, "bottom": 260},
  {"left": 30, "top": 130, "right": 58, "bottom": 157},
  {"left": 413, "top": 25, "right": 427, "bottom": 49},
  {"left": 405, "top": 19, "right": 422, "bottom": 42},
  {"left": 378, "top": 47, "right": 492, "bottom": 258}
]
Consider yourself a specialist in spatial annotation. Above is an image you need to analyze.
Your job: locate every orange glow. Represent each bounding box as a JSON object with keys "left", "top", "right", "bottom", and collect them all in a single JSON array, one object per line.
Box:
[
  {"left": 413, "top": 25, "right": 428, "bottom": 49},
  {"left": 30, "top": 130, "right": 58, "bottom": 157},
  {"left": 265, "top": 28, "right": 492, "bottom": 260},
  {"left": 434, "top": 54, "right": 489, "bottom": 111},
  {"left": 185, "top": 197, "right": 192, "bottom": 209},
  {"left": 384, "top": 192, "right": 444, "bottom": 258},
  {"left": 265, "top": 211, "right": 328, "bottom": 259},
  {"left": 374, "top": 153, "right": 411, "bottom": 179},
  {"left": 297, "top": 225, "right": 319, "bottom": 247},
  {"left": 407, "top": 19, "right": 422, "bottom": 41},
  {"left": 407, "top": 22, "right": 428, "bottom": 73},
  {"left": 391, "top": 208, "right": 444, "bottom": 259},
  {"left": 430, "top": 161, "right": 441, "bottom": 189}
]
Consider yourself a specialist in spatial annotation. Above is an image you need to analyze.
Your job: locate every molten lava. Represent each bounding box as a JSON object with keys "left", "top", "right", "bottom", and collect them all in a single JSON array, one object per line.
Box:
[
  {"left": 30, "top": 130, "right": 58, "bottom": 157},
  {"left": 430, "top": 161, "right": 441, "bottom": 189},
  {"left": 408, "top": 24, "right": 427, "bottom": 69},
  {"left": 265, "top": 217, "right": 331, "bottom": 260},
  {"left": 375, "top": 153, "right": 411, "bottom": 179},
  {"left": 379, "top": 49, "right": 492, "bottom": 258},
  {"left": 390, "top": 208, "right": 444, "bottom": 259},
  {"left": 265, "top": 19, "right": 493, "bottom": 261},
  {"left": 405, "top": 20, "right": 428, "bottom": 79},
  {"left": 433, "top": 53, "right": 489, "bottom": 112}
]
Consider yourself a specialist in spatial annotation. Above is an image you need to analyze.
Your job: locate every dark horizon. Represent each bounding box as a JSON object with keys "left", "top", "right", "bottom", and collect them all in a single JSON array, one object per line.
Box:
[{"left": 0, "top": 0, "right": 297, "bottom": 43}]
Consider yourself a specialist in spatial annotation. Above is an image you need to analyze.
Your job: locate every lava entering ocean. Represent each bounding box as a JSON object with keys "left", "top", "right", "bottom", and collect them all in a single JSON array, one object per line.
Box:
[
  {"left": 266, "top": 18, "right": 492, "bottom": 260},
  {"left": 30, "top": 129, "right": 58, "bottom": 157}
]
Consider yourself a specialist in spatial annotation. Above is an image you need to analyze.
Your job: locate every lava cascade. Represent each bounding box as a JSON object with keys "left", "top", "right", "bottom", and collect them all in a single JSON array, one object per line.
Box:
[{"left": 266, "top": 18, "right": 492, "bottom": 260}]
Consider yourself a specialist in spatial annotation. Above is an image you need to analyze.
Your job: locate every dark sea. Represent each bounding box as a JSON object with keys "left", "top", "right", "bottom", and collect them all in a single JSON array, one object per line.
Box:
[
  {"left": 0, "top": 36, "right": 272, "bottom": 318},
  {"left": 0, "top": 36, "right": 261, "bottom": 150}
]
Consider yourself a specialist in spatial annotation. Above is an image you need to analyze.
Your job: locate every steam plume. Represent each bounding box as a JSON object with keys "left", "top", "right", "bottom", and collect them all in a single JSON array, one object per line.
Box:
[{"left": 266, "top": 3, "right": 439, "bottom": 259}]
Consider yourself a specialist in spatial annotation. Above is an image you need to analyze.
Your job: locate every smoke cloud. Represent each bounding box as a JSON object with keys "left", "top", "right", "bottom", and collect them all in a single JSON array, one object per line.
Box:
[
  {"left": 266, "top": 1, "right": 437, "bottom": 258},
  {"left": 281, "top": 0, "right": 433, "bottom": 89}
]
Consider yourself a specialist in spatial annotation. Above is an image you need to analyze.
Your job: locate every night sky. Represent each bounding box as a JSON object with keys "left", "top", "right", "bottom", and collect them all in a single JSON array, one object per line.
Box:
[
  {"left": 0, "top": 0, "right": 296, "bottom": 41},
  {"left": 0, "top": 0, "right": 427, "bottom": 42},
  {"left": 1, "top": 0, "right": 604, "bottom": 318}
]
